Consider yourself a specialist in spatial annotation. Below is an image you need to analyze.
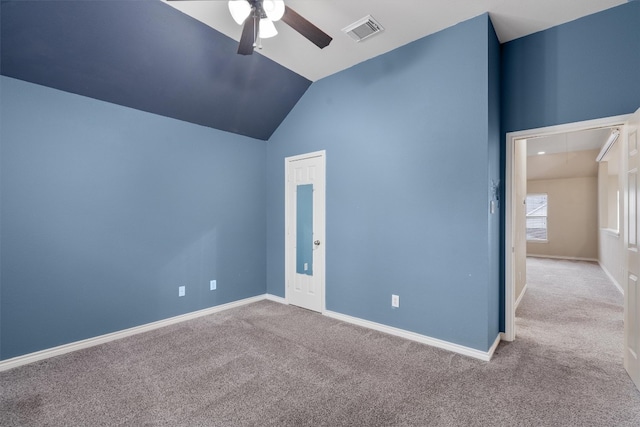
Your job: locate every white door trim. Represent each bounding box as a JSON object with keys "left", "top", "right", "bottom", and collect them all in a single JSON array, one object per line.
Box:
[
  {"left": 504, "top": 114, "right": 631, "bottom": 341},
  {"left": 284, "top": 150, "right": 326, "bottom": 312},
  {"left": 624, "top": 108, "right": 640, "bottom": 390}
]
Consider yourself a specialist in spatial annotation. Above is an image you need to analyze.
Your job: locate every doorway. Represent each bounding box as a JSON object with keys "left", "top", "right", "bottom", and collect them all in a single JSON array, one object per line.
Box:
[
  {"left": 505, "top": 114, "right": 631, "bottom": 341},
  {"left": 284, "top": 150, "right": 326, "bottom": 312}
]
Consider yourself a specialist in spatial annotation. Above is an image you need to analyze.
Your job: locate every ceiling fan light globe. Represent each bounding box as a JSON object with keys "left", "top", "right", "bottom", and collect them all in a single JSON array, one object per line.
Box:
[
  {"left": 228, "top": 0, "right": 251, "bottom": 25},
  {"left": 263, "top": 0, "right": 285, "bottom": 21},
  {"left": 259, "top": 18, "right": 278, "bottom": 38}
]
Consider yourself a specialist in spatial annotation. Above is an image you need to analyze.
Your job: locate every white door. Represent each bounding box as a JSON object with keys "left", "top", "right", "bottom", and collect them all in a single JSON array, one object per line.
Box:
[
  {"left": 285, "top": 151, "right": 325, "bottom": 312},
  {"left": 625, "top": 108, "right": 640, "bottom": 390},
  {"left": 514, "top": 138, "right": 527, "bottom": 310}
]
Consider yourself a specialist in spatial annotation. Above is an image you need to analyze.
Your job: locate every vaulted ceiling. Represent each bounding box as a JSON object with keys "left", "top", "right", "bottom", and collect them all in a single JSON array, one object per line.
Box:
[
  {"left": 167, "top": 0, "right": 628, "bottom": 82},
  {"left": 0, "top": 0, "right": 629, "bottom": 140},
  {"left": 1, "top": 0, "right": 311, "bottom": 140}
]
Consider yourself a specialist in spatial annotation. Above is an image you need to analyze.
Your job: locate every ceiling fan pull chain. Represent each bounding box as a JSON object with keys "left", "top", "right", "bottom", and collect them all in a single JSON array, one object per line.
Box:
[{"left": 253, "top": 9, "right": 258, "bottom": 47}]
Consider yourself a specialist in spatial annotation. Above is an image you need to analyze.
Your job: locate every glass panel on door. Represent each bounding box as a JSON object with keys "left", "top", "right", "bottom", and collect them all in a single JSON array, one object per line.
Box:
[{"left": 296, "top": 184, "right": 313, "bottom": 276}]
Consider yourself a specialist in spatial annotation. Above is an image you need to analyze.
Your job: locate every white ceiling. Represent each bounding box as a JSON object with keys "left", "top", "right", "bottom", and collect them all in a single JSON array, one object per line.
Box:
[
  {"left": 166, "top": 0, "right": 627, "bottom": 81},
  {"left": 526, "top": 127, "right": 616, "bottom": 156}
]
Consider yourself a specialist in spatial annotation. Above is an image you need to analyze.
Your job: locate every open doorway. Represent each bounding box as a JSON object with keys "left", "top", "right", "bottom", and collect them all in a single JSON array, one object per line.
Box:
[
  {"left": 525, "top": 128, "right": 613, "bottom": 262},
  {"left": 504, "top": 113, "right": 631, "bottom": 341}
]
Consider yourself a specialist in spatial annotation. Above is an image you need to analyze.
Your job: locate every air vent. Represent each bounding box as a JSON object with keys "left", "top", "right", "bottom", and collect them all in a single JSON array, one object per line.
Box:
[{"left": 342, "top": 15, "right": 384, "bottom": 42}]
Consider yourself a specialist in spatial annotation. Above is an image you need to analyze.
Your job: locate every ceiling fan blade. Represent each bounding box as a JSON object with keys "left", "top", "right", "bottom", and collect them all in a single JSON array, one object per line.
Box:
[
  {"left": 281, "top": 5, "right": 332, "bottom": 49},
  {"left": 237, "top": 15, "right": 256, "bottom": 55}
]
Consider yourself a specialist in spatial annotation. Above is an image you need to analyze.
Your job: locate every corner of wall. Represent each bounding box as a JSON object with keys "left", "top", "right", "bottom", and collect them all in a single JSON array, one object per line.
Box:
[
  {"left": 1, "top": 75, "right": 5, "bottom": 359},
  {"left": 487, "top": 15, "right": 502, "bottom": 347}
]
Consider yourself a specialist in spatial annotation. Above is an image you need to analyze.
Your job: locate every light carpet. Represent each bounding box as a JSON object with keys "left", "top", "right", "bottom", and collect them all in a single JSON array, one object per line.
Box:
[{"left": 1, "top": 257, "right": 639, "bottom": 426}]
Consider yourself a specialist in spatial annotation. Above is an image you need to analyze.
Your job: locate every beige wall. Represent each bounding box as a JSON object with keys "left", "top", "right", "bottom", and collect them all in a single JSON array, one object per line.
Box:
[
  {"left": 599, "top": 228, "right": 623, "bottom": 290},
  {"left": 528, "top": 149, "right": 599, "bottom": 180},
  {"left": 597, "top": 140, "right": 624, "bottom": 291},
  {"left": 598, "top": 162, "right": 610, "bottom": 228},
  {"left": 607, "top": 175, "right": 618, "bottom": 230},
  {"left": 527, "top": 177, "right": 598, "bottom": 260}
]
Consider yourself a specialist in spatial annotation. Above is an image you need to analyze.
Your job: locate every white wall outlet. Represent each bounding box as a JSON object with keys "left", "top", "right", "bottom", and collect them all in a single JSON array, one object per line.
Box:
[
  {"left": 178, "top": 286, "right": 185, "bottom": 297},
  {"left": 210, "top": 280, "right": 217, "bottom": 291},
  {"left": 392, "top": 294, "right": 399, "bottom": 308}
]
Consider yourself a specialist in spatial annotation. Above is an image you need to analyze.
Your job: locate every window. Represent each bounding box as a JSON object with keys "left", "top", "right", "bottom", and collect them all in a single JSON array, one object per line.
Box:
[{"left": 526, "top": 194, "right": 547, "bottom": 241}]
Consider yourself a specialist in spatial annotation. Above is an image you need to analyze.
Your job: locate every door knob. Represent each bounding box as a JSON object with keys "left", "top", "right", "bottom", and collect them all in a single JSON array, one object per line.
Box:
[{"left": 314, "top": 240, "right": 321, "bottom": 246}]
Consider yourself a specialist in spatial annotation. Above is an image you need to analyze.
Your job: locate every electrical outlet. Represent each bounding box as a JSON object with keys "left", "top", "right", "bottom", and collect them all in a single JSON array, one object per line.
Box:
[
  {"left": 210, "top": 280, "right": 217, "bottom": 291},
  {"left": 392, "top": 294, "right": 399, "bottom": 308},
  {"left": 178, "top": 286, "right": 185, "bottom": 297}
]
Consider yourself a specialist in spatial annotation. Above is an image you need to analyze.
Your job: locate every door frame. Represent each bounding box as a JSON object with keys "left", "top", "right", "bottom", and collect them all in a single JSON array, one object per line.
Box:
[
  {"left": 504, "top": 114, "right": 631, "bottom": 341},
  {"left": 284, "top": 150, "right": 326, "bottom": 312},
  {"left": 624, "top": 109, "right": 640, "bottom": 389}
]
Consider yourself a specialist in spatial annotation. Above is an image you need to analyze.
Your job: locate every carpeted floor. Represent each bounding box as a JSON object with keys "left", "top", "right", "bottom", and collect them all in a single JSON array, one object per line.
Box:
[{"left": 1, "top": 257, "right": 639, "bottom": 426}]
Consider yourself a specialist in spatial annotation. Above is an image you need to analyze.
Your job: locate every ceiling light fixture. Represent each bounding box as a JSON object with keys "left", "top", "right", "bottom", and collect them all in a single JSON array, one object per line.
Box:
[
  {"left": 263, "top": 0, "right": 285, "bottom": 21},
  {"left": 228, "top": 0, "right": 283, "bottom": 44},
  {"left": 222, "top": 0, "right": 332, "bottom": 55},
  {"left": 259, "top": 17, "right": 278, "bottom": 38},
  {"left": 228, "top": 0, "right": 252, "bottom": 25},
  {"left": 596, "top": 128, "right": 620, "bottom": 162},
  {"left": 537, "top": 151, "right": 546, "bottom": 155}
]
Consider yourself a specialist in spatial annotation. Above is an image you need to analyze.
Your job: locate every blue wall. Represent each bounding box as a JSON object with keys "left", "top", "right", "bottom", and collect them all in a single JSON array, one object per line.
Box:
[
  {"left": 499, "top": 0, "right": 640, "bottom": 330},
  {"left": 1, "top": 0, "right": 311, "bottom": 141},
  {"left": 0, "top": 77, "right": 267, "bottom": 359},
  {"left": 501, "top": 0, "right": 640, "bottom": 133},
  {"left": 4, "top": 2, "right": 637, "bottom": 360},
  {"left": 266, "top": 15, "right": 501, "bottom": 352},
  {"left": 487, "top": 19, "right": 501, "bottom": 347}
]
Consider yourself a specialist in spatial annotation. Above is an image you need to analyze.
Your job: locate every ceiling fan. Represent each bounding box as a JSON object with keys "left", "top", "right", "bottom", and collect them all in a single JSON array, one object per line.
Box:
[{"left": 168, "top": 0, "right": 332, "bottom": 55}]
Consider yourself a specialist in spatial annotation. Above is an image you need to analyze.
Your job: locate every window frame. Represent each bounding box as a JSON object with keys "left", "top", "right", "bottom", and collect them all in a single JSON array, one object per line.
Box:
[{"left": 525, "top": 193, "right": 548, "bottom": 243}]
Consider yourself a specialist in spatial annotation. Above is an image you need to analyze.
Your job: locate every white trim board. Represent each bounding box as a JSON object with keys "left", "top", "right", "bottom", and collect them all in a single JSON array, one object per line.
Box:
[
  {"left": 265, "top": 295, "right": 500, "bottom": 361},
  {"left": 504, "top": 113, "right": 632, "bottom": 342},
  {"left": 324, "top": 310, "right": 501, "bottom": 362},
  {"left": 0, "top": 295, "right": 264, "bottom": 372},
  {"left": 599, "top": 262, "right": 624, "bottom": 295},
  {"left": 1, "top": 293, "right": 501, "bottom": 372},
  {"left": 527, "top": 254, "right": 598, "bottom": 262},
  {"left": 265, "top": 294, "right": 286, "bottom": 304},
  {"left": 515, "top": 283, "right": 528, "bottom": 309}
]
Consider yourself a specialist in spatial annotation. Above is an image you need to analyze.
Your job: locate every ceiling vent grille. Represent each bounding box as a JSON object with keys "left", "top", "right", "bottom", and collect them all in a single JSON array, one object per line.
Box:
[{"left": 342, "top": 15, "right": 384, "bottom": 42}]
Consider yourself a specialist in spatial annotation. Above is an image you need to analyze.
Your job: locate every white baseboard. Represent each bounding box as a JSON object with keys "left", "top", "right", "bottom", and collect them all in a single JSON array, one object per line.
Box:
[
  {"left": 527, "top": 254, "right": 598, "bottom": 262},
  {"left": 0, "top": 295, "right": 265, "bottom": 372},
  {"left": 598, "top": 262, "right": 624, "bottom": 295},
  {"left": 268, "top": 295, "right": 500, "bottom": 361},
  {"left": 265, "top": 294, "right": 287, "bottom": 304},
  {"left": 1, "top": 293, "right": 502, "bottom": 371},
  {"left": 515, "top": 282, "right": 528, "bottom": 309},
  {"left": 487, "top": 334, "right": 501, "bottom": 358},
  {"left": 324, "top": 310, "right": 500, "bottom": 362}
]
